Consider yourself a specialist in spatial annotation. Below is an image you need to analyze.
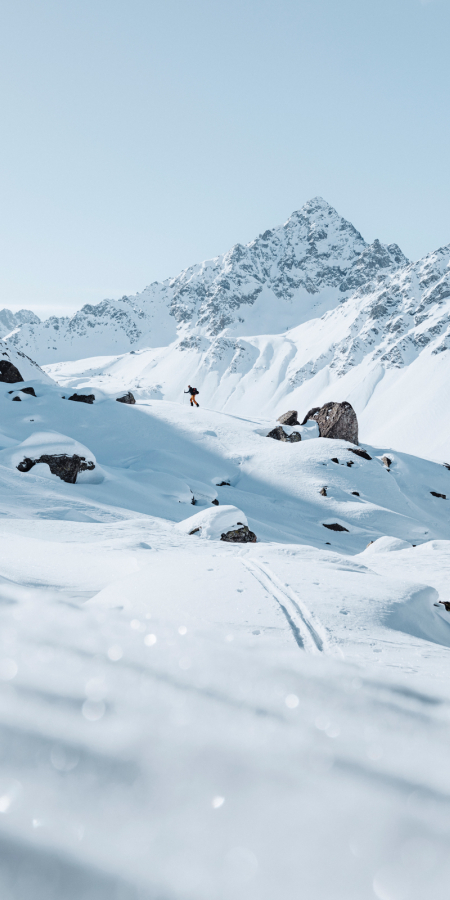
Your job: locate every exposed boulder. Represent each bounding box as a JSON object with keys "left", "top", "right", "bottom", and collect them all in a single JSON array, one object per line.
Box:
[
  {"left": 348, "top": 447, "right": 371, "bottom": 460},
  {"left": 381, "top": 456, "right": 392, "bottom": 469},
  {"left": 430, "top": 491, "right": 446, "bottom": 499},
  {"left": 0, "top": 360, "right": 24, "bottom": 383},
  {"left": 267, "top": 426, "right": 301, "bottom": 443},
  {"left": 68, "top": 393, "right": 95, "bottom": 404},
  {"left": 323, "top": 523, "right": 349, "bottom": 532},
  {"left": 8, "top": 386, "right": 36, "bottom": 397},
  {"left": 277, "top": 410, "right": 299, "bottom": 427},
  {"left": 320, "top": 487, "right": 327, "bottom": 496},
  {"left": 12, "top": 396, "right": 21, "bottom": 402},
  {"left": 17, "top": 454, "right": 95, "bottom": 484},
  {"left": 116, "top": 391, "right": 136, "bottom": 405},
  {"left": 301, "top": 401, "right": 358, "bottom": 444},
  {"left": 221, "top": 525, "right": 257, "bottom": 543},
  {"left": 176, "top": 505, "right": 254, "bottom": 542}
]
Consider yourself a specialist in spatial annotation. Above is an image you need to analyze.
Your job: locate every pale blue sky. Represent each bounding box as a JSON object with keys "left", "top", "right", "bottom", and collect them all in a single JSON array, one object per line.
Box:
[{"left": 0, "top": 0, "right": 449, "bottom": 316}]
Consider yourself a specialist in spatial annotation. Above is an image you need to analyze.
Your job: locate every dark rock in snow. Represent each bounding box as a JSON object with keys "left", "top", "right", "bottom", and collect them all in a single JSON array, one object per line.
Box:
[
  {"left": 301, "top": 407, "right": 321, "bottom": 425},
  {"left": 8, "top": 386, "right": 36, "bottom": 397},
  {"left": 12, "top": 396, "right": 21, "bottom": 401},
  {"left": 346, "top": 461, "right": 354, "bottom": 467},
  {"left": 116, "top": 392, "right": 136, "bottom": 405},
  {"left": 0, "top": 360, "right": 24, "bottom": 383},
  {"left": 17, "top": 454, "right": 95, "bottom": 484},
  {"left": 444, "top": 463, "right": 450, "bottom": 471},
  {"left": 439, "top": 600, "right": 450, "bottom": 613},
  {"left": 301, "top": 401, "right": 358, "bottom": 444},
  {"left": 323, "top": 523, "right": 349, "bottom": 532},
  {"left": 430, "top": 491, "right": 446, "bottom": 499},
  {"left": 68, "top": 393, "right": 95, "bottom": 404},
  {"left": 352, "top": 491, "right": 360, "bottom": 496},
  {"left": 267, "top": 426, "right": 301, "bottom": 443},
  {"left": 349, "top": 447, "right": 372, "bottom": 460},
  {"left": 211, "top": 499, "right": 219, "bottom": 506},
  {"left": 191, "top": 496, "right": 196, "bottom": 505},
  {"left": 331, "top": 458, "right": 339, "bottom": 464},
  {"left": 320, "top": 487, "right": 327, "bottom": 496},
  {"left": 381, "top": 456, "right": 392, "bottom": 469},
  {"left": 216, "top": 481, "right": 230, "bottom": 486},
  {"left": 221, "top": 525, "right": 257, "bottom": 543},
  {"left": 188, "top": 527, "right": 200, "bottom": 535},
  {"left": 277, "top": 410, "right": 299, "bottom": 426}
]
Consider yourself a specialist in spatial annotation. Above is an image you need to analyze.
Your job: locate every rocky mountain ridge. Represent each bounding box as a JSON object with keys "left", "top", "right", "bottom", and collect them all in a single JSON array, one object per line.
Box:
[
  {"left": 0, "top": 307, "right": 40, "bottom": 337},
  {"left": 5, "top": 198, "right": 408, "bottom": 363}
]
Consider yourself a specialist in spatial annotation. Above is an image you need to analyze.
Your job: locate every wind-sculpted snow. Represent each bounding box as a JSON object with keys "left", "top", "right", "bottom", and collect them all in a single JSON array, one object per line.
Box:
[{"left": 6, "top": 198, "right": 408, "bottom": 363}]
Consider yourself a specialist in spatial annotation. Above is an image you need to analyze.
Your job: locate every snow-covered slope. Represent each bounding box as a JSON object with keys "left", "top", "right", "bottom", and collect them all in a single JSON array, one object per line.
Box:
[
  {"left": 0, "top": 337, "right": 53, "bottom": 385},
  {"left": 1, "top": 385, "right": 450, "bottom": 899},
  {"left": 6, "top": 198, "right": 407, "bottom": 362},
  {"left": 45, "top": 238, "right": 450, "bottom": 460}
]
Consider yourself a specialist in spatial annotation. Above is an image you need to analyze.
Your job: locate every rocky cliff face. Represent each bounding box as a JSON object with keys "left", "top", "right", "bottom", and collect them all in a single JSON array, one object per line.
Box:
[{"left": 6, "top": 198, "right": 408, "bottom": 364}]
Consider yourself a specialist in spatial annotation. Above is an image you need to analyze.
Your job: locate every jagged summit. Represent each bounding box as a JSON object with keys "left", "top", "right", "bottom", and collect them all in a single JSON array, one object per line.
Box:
[
  {"left": 0, "top": 308, "right": 41, "bottom": 338},
  {"left": 6, "top": 198, "right": 409, "bottom": 363}
]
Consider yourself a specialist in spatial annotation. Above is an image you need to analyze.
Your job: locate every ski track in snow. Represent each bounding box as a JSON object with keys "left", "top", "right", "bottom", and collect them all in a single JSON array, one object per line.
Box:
[{"left": 243, "top": 560, "right": 328, "bottom": 654}]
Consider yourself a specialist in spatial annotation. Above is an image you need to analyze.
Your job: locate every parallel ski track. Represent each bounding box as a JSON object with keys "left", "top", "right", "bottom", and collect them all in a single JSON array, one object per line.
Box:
[{"left": 244, "top": 560, "right": 331, "bottom": 655}]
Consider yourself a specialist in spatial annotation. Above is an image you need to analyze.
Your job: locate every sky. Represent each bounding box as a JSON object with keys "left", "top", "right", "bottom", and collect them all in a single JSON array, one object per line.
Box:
[{"left": 0, "top": 0, "right": 449, "bottom": 318}]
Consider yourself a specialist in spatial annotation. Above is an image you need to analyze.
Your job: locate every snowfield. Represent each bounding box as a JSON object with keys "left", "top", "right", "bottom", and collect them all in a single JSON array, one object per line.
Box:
[{"left": 1, "top": 374, "right": 450, "bottom": 900}]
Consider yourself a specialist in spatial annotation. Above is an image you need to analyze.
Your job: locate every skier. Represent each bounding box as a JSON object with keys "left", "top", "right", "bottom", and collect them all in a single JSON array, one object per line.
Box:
[{"left": 184, "top": 385, "right": 199, "bottom": 407}]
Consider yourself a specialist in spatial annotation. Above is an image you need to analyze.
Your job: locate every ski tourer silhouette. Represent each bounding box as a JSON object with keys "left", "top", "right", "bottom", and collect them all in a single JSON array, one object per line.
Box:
[{"left": 184, "top": 385, "right": 199, "bottom": 407}]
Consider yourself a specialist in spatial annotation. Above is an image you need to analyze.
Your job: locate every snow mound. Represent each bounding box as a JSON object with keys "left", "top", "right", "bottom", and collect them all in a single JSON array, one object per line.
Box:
[
  {"left": 175, "top": 505, "right": 248, "bottom": 540},
  {"left": 0, "top": 431, "right": 102, "bottom": 483},
  {"left": 362, "top": 536, "right": 414, "bottom": 554}
]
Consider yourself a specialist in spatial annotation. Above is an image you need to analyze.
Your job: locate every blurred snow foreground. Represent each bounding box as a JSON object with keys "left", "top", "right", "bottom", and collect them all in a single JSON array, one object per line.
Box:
[{"left": 1, "top": 375, "right": 450, "bottom": 900}]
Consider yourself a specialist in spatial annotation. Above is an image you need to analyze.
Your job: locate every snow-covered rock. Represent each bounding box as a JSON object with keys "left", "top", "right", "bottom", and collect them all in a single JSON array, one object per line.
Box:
[
  {"left": 175, "top": 505, "right": 249, "bottom": 540},
  {"left": 0, "top": 431, "right": 101, "bottom": 483}
]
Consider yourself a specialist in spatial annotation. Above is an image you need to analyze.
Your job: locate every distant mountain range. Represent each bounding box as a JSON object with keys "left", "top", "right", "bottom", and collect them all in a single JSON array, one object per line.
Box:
[{"left": 3, "top": 197, "right": 450, "bottom": 459}]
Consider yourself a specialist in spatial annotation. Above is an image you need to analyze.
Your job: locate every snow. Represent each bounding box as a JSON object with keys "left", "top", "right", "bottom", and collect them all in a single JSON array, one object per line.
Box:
[
  {"left": 1, "top": 196, "right": 450, "bottom": 897},
  {"left": 175, "top": 505, "right": 249, "bottom": 539},
  {"left": 1, "top": 374, "right": 450, "bottom": 899}
]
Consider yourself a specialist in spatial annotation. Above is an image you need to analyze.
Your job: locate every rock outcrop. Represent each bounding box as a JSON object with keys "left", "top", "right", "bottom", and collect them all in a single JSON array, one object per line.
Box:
[
  {"left": 221, "top": 525, "right": 257, "bottom": 543},
  {"left": 277, "top": 410, "right": 299, "bottom": 427},
  {"left": 68, "top": 393, "right": 95, "bottom": 405},
  {"left": 267, "top": 426, "right": 301, "bottom": 443},
  {"left": 116, "top": 392, "right": 136, "bottom": 405},
  {"left": 17, "top": 454, "right": 95, "bottom": 484},
  {"left": 323, "top": 523, "right": 349, "bottom": 532},
  {"left": 0, "top": 360, "right": 24, "bottom": 383},
  {"left": 301, "top": 402, "right": 358, "bottom": 444}
]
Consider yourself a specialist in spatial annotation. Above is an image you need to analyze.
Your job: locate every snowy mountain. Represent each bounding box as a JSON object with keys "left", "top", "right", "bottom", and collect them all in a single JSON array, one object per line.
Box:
[
  {"left": 43, "top": 237, "right": 450, "bottom": 460},
  {"left": 6, "top": 198, "right": 408, "bottom": 362},
  {"left": 0, "top": 306, "right": 40, "bottom": 336}
]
